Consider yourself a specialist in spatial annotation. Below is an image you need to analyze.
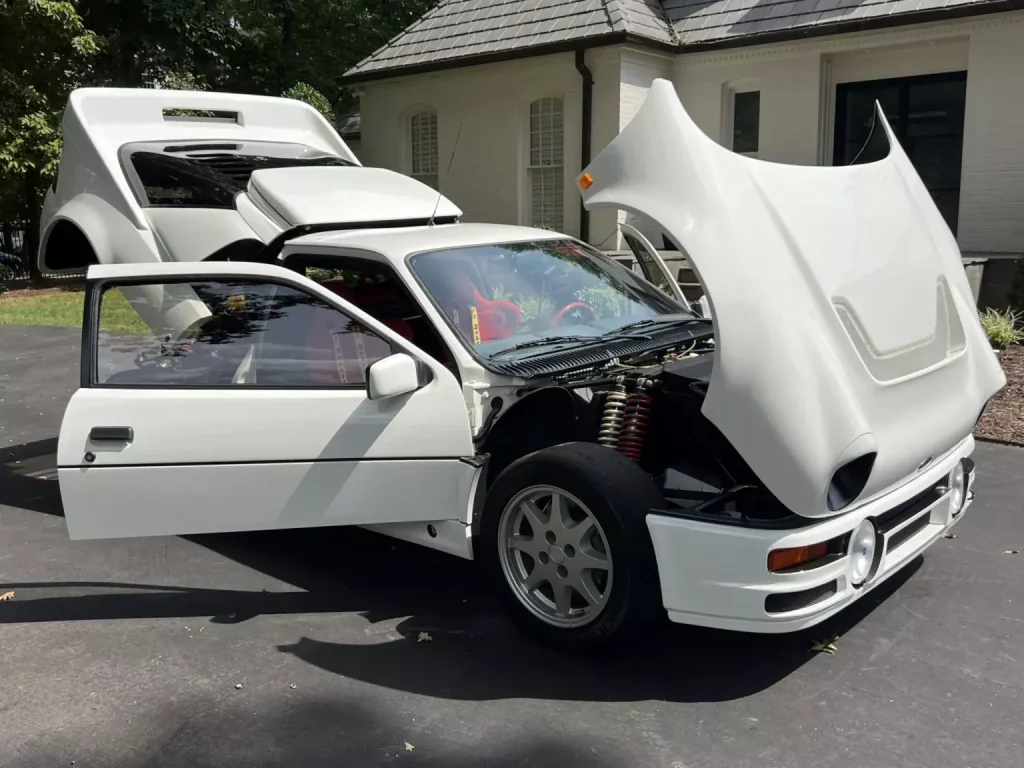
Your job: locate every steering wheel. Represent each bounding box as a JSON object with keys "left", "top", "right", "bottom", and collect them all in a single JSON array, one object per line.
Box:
[{"left": 550, "top": 301, "right": 596, "bottom": 328}]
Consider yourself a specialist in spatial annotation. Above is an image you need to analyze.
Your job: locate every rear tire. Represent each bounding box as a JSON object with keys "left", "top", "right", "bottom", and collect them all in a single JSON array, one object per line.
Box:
[{"left": 480, "top": 442, "right": 664, "bottom": 651}]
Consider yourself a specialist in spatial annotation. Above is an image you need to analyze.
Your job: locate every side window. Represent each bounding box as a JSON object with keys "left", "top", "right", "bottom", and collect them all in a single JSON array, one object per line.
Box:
[{"left": 94, "top": 280, "right": 393, "bottom": 388}]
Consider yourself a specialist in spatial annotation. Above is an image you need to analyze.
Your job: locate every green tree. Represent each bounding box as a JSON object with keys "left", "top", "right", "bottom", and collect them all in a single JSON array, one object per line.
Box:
[
  {"left": 0, "top": 0, "right": 96, "bottom": 282},
  {"left": 79, "top": 0, "right": 235, "bottom": 89},
  {"left": 282, "top": 82, "right": 334, "bottom": 124},
  {"left": 223, "top": 0, "right": 437, "bottom": 108}
]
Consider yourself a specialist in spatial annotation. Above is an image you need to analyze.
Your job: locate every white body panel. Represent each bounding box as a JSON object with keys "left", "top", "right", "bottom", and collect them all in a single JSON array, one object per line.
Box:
[
  {"left": 58, "top": 261, "right": 476, "bottom": 541},
  {"left": 649, "top": 437, "right": 976, "bottom": 632},
  {"left": 580, "top": 79, "right": 1005, "bottom": 518},
  {"left": 248, "top": 166, "right": 461, "bottom": 227},
  {"left": 38, "top": 87, "right": 460, "bottom": 271},
  {"left": 60, "top": 461, "right": 476, "bottom": 540}
]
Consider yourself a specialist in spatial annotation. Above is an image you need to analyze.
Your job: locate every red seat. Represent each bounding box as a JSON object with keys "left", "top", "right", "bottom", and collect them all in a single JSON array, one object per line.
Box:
[
  {"left": 320, "top": 279, "right": 415, "bottom": 342},
  {"left": 449, "top": 274, "right": 522, "bottom": 343}
]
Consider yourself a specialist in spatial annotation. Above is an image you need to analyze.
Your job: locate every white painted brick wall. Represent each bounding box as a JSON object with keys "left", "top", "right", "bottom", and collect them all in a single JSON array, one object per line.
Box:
[
  {"left": 614, "top": 50, "right": 676, "bottom": 250},
  {"left": 674, "top": 52, "right": 823, "bottom": 166},
  {"left": 959, "top": 21, "right": 1024, "bottom": 253},
  {"left": 358, "top": 53, "right": 591, "bottom": 239}
]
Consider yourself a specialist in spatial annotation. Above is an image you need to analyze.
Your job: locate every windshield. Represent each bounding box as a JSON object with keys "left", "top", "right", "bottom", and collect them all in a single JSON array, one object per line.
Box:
[{"left": 408, "top": 239, "right": 690, "bottom": 359}]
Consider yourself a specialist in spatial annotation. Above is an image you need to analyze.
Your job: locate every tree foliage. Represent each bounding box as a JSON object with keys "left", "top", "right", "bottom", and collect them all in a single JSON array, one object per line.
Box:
[
  {"left": 0, "top": 0, "right": 97, "bottom": 278},
  {"left": 281, "top": 82, "right": 335, "bottom": 124}
]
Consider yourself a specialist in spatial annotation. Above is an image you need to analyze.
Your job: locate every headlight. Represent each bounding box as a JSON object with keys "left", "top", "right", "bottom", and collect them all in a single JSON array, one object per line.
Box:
[
  {"left": 848, "top": 519, "right": 878, "bottom": 587},
  {"left": 949, "top": 461, "right": 966, "bottom": 516}
]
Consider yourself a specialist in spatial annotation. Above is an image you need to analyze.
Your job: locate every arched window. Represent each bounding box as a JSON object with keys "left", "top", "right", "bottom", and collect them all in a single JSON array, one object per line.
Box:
[
  {"left": 527, "top": 97, "right": 564, "bottom": 231},
  {"left": 409, "top": 110, "right": 439, "bottom": 189}
]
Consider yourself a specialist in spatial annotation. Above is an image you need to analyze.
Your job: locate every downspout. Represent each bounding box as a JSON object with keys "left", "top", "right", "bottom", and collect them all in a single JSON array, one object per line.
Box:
[{"left": 575, "top": 49, "right": 593, "bottom": 244}]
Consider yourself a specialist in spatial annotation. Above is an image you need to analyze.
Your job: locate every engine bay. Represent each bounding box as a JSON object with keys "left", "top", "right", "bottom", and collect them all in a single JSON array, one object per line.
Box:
[{"left": 486, "top": 342, "right": 801, "bottom": 529}]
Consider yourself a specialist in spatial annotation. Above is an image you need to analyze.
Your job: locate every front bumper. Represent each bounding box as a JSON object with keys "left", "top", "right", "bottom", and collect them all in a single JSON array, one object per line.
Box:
[{"left": 648, "top": 436, "right": 976, "bottom": 633}]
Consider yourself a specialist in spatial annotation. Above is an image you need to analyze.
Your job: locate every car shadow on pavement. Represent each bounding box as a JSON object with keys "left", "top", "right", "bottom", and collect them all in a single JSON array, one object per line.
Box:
[
  {"left": 0, "top": 436, "right": 922, "bottom": 705},
  {"left": 0, "top": 437, "right": 63, "bottom": 517}
]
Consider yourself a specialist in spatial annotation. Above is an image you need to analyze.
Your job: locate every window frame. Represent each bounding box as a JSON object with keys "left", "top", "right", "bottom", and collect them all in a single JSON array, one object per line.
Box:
[
  {"left": 525, "top": 96, "right": 566, "bottom": 232},
  {"left": 407, "top": 109, "right": 440, "bottom": 190},
  {"left": 83, "top": 275, "right": 402, "bottom": 391}
]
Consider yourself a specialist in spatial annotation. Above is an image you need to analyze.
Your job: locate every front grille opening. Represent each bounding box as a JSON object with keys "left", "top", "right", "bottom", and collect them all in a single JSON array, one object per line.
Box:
[
  {"left": 876, "top": 479, "right": 944, "bottom": 534},
  {"left": 765, "top": 580, "right": 839, "bottom": 614},
  {"left": 886, "top": 512, "right": 931, "bottom": 552}
]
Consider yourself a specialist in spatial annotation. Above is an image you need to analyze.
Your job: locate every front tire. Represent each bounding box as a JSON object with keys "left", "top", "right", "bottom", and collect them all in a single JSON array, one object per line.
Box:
[{"left": 480, "top": 443, "right": 664, "bottom": 651}]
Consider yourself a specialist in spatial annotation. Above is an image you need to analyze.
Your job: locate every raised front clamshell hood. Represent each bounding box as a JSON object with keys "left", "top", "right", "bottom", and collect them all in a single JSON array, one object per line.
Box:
[{"left": 580, "top": 79, "right": 1005, "bottom": 519}]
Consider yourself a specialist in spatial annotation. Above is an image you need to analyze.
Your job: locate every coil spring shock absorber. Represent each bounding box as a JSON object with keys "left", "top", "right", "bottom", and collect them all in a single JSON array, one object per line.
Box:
[
  {"left": 598, "top": 379, "right": 628, "bottom": 447},
  {"left": 617, "top": 379, "right": 653, "bottom": 462}
]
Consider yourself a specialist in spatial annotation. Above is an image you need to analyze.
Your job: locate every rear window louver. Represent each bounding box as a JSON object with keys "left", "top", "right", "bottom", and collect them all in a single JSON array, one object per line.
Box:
[
  {"left": 187, "top": 153, "right": 264, "bottom": 185},
  {"left": 127, "top": 149, "right": 353, "bottom": 207}
]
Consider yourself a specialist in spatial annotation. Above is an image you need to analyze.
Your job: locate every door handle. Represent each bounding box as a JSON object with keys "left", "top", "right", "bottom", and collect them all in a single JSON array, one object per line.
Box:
[{"left": 89, "top": 426, "right": 134, "bottom": 442}]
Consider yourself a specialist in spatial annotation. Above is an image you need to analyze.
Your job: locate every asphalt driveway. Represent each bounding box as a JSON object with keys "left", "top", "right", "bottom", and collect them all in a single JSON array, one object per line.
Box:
[{"left": 1, "top": 325, "right": 1022, "bottom": 768}]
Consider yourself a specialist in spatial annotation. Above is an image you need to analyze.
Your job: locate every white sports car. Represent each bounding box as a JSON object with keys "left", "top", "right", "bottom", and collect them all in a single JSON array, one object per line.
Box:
[{"left": 41, "top": 82, "right": 1005, "bottom": 649}]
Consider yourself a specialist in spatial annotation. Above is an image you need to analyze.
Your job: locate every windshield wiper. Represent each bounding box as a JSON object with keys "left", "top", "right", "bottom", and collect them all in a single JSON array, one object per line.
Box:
[
  {"left": 490, "top": 336, "right": 597, "bottom": 359},
  {"left": 610, "top": 313, "right": 704, "bottom": 337}
]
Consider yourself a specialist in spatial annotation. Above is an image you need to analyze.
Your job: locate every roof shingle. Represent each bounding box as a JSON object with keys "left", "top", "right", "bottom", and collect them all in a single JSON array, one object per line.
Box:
[{"left": 344, "top": 0, "right": 1005, "bottom": 79}]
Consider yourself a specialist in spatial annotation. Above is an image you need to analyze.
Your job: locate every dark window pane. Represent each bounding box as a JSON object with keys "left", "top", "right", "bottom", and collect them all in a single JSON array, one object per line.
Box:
[
  {"left": 835, "top": 84, "right": 900, "bottom": 166},
  {"left": 906, "top": 135, "right": 963, "bottom": 189},
  {"left": 733, "top": 91, "right": 760, "bottom": 154},
  {"left": 97, "top": 281, "right": 391, "bottom": 387},
  {"left": 129, "top": 150, "right": 352, "bottom": 208},
  {"left": 906, "top": 78, "right": 966, "bottom": 139}
]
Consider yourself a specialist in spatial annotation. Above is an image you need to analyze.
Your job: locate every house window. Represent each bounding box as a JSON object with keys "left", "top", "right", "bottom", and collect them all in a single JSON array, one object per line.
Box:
[
  {"left": 528, "top": 97, "right": 564, "bottom": 232},
  {"left": 410, "top": 110, "right": 439, "bottom": 190},
  {"left": 732, "top": 90, "right": 760, "bottom": 155},
  {"left": 834, "top": 72, "right": 967, "bottom": 233}
]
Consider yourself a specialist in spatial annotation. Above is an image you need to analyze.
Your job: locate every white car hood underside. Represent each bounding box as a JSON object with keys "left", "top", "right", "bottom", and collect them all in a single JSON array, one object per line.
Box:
[{"left": 581, "top": 79, "right": 1005, "bottom": 518}]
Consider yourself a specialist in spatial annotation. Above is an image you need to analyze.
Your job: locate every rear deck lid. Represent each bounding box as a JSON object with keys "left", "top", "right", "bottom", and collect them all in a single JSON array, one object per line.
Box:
[
  {"left": 247, "top": 166, "right": 462, "bottom": 228},
  {"left": 580, "top": 79, "right": 1004, "bottom": 518}
]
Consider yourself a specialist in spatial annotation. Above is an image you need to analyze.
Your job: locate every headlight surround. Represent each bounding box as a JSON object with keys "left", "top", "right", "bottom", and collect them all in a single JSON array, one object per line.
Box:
[
  {"left": 848, "top": 519, "right": 878, "bottom": 587},
  {"left": 949, "top": 461, "right": 966, "bottom": 516}
]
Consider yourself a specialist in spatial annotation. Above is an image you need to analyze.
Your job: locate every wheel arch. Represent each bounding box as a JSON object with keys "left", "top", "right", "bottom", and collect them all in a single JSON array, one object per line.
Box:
[
  {"left": 39, "top": 197, "right": 111, "bottom": 273},
  {"left": 479, "top": 387, "right": 592, "bottom": 487}
]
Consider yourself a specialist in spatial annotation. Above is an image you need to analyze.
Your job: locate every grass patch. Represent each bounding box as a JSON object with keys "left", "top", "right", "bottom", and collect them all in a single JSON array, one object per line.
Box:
[{"left": 0, "top": 289, "right": 148, "bottom": 333}]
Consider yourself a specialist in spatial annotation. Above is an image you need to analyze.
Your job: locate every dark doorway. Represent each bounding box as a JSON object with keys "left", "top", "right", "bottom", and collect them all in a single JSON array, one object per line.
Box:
[{"left": 833, "top": 71, "right": 967, "bottom": 234}]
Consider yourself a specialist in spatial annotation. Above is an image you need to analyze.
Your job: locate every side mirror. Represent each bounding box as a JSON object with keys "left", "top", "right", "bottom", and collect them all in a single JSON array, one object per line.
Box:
[{"left": 367, "top": 353, "right": 421, "bottom": 400}]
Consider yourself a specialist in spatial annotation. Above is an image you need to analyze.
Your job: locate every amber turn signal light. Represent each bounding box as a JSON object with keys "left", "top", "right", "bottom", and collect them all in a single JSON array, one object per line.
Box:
[
  {"left": 579, "top": 172, "right": 594, "bottom": 190},
  {"left": 768, "top": 542, "right": 829, "bottom": 573}
]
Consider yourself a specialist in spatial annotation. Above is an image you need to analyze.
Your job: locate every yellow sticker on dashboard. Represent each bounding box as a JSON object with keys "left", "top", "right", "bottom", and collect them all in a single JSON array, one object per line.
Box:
[{"left": 470, "top": 306, "right": 481, "bottom": 345}]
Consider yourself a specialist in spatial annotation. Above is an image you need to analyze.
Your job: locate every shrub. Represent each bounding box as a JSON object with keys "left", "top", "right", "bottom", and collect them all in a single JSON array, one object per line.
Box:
[
  {"left": 979, "top": 307, "right": 1024, "bottom": 350},
  {"left": 281, "top": 83, "right": 335, "bottom": 125},
  {"left": 0, "top": 262, "right": 13, "bottom": 290}
]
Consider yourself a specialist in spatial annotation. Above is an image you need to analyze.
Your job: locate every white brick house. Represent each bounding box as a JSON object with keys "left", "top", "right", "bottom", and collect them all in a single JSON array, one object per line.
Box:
[{"left": 342, "top": 0, "right": 1024, "bottom": 305}]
